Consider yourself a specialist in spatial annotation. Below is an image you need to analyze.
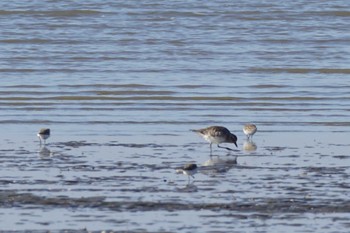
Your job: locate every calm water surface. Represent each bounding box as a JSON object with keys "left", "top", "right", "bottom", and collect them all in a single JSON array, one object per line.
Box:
[{"left": 1, "top": 0, "right": 350, "bottom": 232}]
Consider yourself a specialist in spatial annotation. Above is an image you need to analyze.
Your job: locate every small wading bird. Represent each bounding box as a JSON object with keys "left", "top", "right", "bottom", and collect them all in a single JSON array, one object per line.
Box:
[
  {"left": 190, "top": 126, "right": 238, "bottom": 154},
  {"left": 176, "top": 163, "right": 198, "bottom": 182},
  {"left": 37, "top": 128, "right": 50, "bottom": 146},
  {"left": 243, "top": 124, "right": 257, "bottom": 140}
]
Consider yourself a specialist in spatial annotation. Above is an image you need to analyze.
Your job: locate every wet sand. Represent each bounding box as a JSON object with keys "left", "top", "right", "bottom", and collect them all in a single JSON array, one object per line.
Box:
[{"left": 1, "top": 131, "right": 350, "bottom": 232}]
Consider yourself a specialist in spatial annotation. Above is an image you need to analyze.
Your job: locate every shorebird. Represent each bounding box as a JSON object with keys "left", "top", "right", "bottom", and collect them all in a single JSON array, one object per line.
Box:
[
  {"left": 191, "top": 126, "right": 238, "bottom": 154},
  {"left": 243, "top": 124, "right": 257, "bottom": 140},
  {"left": 176, "top": 163, "right": 198, "bottom": 182},
  {"left": 37, "top": 128, "right": 50, "bottom": 146}
]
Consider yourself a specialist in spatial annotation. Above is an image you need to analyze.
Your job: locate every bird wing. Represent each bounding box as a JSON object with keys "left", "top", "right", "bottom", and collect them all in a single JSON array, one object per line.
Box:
[{"left": 210, "top": 126, "right": 230, "bottom": 137}]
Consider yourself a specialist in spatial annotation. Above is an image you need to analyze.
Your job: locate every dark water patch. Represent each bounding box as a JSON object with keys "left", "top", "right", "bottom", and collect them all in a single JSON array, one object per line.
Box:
[
  {"left": 44, "top": 10, "right": 105, "bottom": 17},
  {"left": 50, "top": 96, "right": 242, "bottom": 101},
  {"left": 309, "top": 121, "right": 350, "bottom": 126},
  {"left": 308, "top": 10, "right": 350, "bottom": 17},
  {"left": 31, "top": 180, "right": 58, "bottom": 185},
  {"left": 176, "top": 84, "right": 213, "bottom": 89},
  {"left": 303, "top": 166, "right": 348, "bottom": 176},
  {"left": 0, "top": 95, "right": 244, "bottom": 101},
  {"left": 251, "top": 68, "right": 350, "bottom": 74},
  {"left": 332, "top": 155, "right": 350, "bottom": 159},
  {"left": 205, "top": 213, "right": 271, "bottom": 220},
  {"left": 0, "top": 180, "right": 16, "bottom": 185},
  {"left": 0, "top": 149, "right": 16, "bottom": 152},
  {"left": 58, "top": 83, "right": 155, "bottom": 89},
  {"left": 69, "top": 164, "right": 97, "bottom": 171},
  {"left": 105, "top": 142, "right": 175, "bottom": 148},
  {"left": 0, "top": 91, "right": 76, "bottom": 96},
  {"left": 95, "top": 90, "right": 176, "bottom": 96},
  {"left": 0, "top": 68, "right": 92, "bottom": 73},
  {"left": 52, "top": 141, "right": 98, "bottom": 148},
  {"left": 2, "top": 191, "right": 350, "bottom": 214},
  {"left": 0, "top": 9, "right": 104, "bottom": 17},
  {"left": 0, "top": 120, "right": 201, "bottom": 125},
  {"left": 236, "top": 165, "right": 301, "bottom": 172},
  {"left": 329, "top": 143, "right": 350, "bottom": 147},
  {"left": 0, "top": 39, "right": 56, "bottom": 44},
  {"left": 0, "top": 179, "right": 57, "bottom": 186},
  {"left": 260, "top": 121, "right": 350, "bottom": 128},
  {"left": 62, "top": 180, "right": 83, "bottom": 185},
  {"left": 250, "top": 84, "right": 288, "bottom": 89},
  {"left": 264, "top": 146, "right": 288, "bottom": 152},
  {"left": 252, "top": 96, "right": 337, "bottom": 101}
]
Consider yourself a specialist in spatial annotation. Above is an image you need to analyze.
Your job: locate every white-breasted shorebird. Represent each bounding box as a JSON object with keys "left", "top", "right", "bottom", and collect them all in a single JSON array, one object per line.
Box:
[
  {"left": 37, "top": 128, "right": 50, "bottom": 146},
  {"left": 243, "top": 124, "right": 257, "bottom": 140},
  {"left": 176, "top": 163, "right": 198, "bottom": 182}
]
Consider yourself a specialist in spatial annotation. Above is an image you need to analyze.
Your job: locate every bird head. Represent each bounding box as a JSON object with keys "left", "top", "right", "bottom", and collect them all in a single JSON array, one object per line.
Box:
[{"left": 230, "top": 134, "right": 238, "bottom": 147}]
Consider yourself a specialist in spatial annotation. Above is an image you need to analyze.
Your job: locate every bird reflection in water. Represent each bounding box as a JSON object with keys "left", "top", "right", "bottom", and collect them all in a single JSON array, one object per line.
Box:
[
  {"left": 38, "top": 146, "right": 52, "bottom": 158},
  {"left": 176, "top": 182, "right": 198, "bottom": 192},
  {"left": 243, "top": 140, "right": 257, "bottom": 152},
  {"left": 201, "top": 154, "right": 237, "bottom": 175}
]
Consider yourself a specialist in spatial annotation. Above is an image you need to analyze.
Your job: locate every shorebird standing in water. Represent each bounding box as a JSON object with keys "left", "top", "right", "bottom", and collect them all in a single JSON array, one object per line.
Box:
[
  {"left": 176, "top": 163, "right": 198, "bottom": 182},
  {"left": 191, "top": 126, "right": 238, "bottom": 154},
  {"left": 243, "top": 124, "right": 257, "bottom": 140},
  {"left": 37, "top": 128, "right": 50, "bottom": 146}
]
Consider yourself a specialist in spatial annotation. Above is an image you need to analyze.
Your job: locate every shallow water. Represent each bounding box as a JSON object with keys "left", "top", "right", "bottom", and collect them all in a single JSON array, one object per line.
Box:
[{"left": 1, "top": 0, "right": 350, "bottom": 232}]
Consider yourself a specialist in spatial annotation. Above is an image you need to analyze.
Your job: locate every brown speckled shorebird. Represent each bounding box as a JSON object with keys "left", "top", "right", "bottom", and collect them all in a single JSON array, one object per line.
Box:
[
  {"left": 243, "top": 124, "right": 257, "bottom": 140},
  {"left": 37, "top": 128, "right": 50, "bottom": 146},
  {"left": 191, "top": 126, "right": 238, "bottom": 154}
]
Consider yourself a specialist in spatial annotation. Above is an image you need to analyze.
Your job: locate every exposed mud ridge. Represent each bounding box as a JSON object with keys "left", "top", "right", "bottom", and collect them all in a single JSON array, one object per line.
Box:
[
  {"left": 52, "top": 141, "right": 174, "bottom": 148},
  {"left": 2, "top": 191, "right": 350, "bottom": 214}
]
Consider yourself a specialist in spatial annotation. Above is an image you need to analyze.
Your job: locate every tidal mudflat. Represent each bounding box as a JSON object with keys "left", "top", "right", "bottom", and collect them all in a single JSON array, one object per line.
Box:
[{"left": 1, "top": 130, "right": 350, "bottom": 232}]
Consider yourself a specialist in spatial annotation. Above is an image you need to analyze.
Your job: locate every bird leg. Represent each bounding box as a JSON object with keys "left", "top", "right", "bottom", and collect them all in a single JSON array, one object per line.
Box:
[{"left": 217, "top": 144, "right": 235, "bottom": 151}]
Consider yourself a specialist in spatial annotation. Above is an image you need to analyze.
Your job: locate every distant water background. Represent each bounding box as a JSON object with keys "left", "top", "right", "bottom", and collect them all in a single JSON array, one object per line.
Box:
[{"left": 1, "top": 1, "right": 350, "bottom": 232}]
